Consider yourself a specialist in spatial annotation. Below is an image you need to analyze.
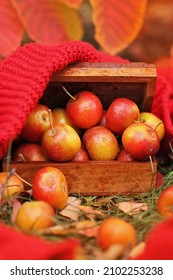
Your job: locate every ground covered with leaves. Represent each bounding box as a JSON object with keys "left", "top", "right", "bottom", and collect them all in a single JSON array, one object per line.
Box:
[{"left": 0, "top": 156, "right": 172, "bottom": 260}]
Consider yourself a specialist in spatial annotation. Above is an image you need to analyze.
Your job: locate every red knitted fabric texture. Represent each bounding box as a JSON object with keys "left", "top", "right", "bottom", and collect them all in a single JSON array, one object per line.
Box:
[
  {"left": 134, "top": 217, "right": 173, "bottom": 260},
  {"left": 0, "top": 222, "right": 80, "bottom": 260},
  {"left": 0, "top": 41, "right": 172, "bottom": 159}
]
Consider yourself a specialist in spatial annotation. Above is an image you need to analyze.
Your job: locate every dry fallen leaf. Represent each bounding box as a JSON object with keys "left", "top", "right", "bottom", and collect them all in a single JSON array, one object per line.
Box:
[
  {"left": 40, "top": 219, "right": 99, "bottom": 238},
  {"left": 93, "top": 196, "right": 115, "bottom": 206},
  {"left": 60, "top": 196, "right": 81, "bottom": 221},
  {"left": 116, "top": 201, "right": 148, "bottom": 215},
  {"left": 78, "top": 205, "right": 105, "bottom": 219},
  {"left": 98, "top": 244, "right": 124, "bottom": 260},
  {"left": 128, "top": 242, "right": 146, "bottom": 259},
  {"left": 11, "top": 199, "right": 21, "bottom": 224},
  {"left": 76, "top": 220, "right": 99, "bottom": 237},
  {"left": 39, "top": 224, "right": 77, "bottom": 236}
]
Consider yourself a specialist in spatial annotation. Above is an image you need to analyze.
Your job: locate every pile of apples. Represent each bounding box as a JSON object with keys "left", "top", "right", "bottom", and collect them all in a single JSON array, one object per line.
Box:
[{"left": 12, "top": 89, "right": 165, "bottom": 162}]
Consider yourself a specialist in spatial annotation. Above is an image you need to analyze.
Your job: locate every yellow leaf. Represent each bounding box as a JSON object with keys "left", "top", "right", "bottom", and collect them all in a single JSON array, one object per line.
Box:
[
  {"left": 58, "top": 0, "right": 83, "bottom": 9},
  {"left": 15, "top": 0, "right": 83, "bottom": 44},
  {"left": 89, "top": 0, "right": 147, "bottom": 54},
  {"left": 116, "top": 201, "right": 148, "bottom": 215}
]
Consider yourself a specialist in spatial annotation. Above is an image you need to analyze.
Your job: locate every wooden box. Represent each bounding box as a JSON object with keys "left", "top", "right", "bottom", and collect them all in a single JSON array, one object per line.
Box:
[{"left": 3, "top": 62, "right": 157, "bottom": 196}]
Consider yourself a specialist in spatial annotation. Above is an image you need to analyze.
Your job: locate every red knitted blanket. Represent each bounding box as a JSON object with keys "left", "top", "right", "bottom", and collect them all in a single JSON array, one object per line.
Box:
[{"left": 0, "top": 41, "right": 173, "bottom": 159}]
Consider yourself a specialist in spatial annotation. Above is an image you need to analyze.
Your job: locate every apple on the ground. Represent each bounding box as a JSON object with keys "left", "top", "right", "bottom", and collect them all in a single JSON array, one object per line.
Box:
[{"left": 32, "top": 167, "right": 68, "bottom": 210}]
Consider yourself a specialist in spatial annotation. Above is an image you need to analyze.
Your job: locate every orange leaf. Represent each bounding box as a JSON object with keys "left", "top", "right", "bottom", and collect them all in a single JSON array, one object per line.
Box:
[
  {"left": 0, "top": 0, "right": 24, "bottom": 57},
  {"left": 89, "top": 0, "right": 147, "bottom": 54},
  {"left": 15, "top": 0, "right": 83, "bottom": 44},
  {"left": 78, "top": 205, "right": 105, "bottom": 219},
  {"left": 76, "top": 220, "right": 99, "bottom": 237},
  {"left": 58, "top": 0, "right": 83, "bottom": 9}
]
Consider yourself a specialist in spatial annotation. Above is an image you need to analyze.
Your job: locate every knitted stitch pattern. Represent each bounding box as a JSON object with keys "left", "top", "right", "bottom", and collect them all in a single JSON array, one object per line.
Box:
[{"left": 0, "top": 41, "right": 172, "bottom": 159}]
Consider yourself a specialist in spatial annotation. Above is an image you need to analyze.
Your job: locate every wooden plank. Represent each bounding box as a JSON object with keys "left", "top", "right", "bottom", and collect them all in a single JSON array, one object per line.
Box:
[
  {"left": 3, "top": 160, "right": 157, "bottom": 196},
  {"left": 51, "top": 62, "right": 156, "bottom": 81}
]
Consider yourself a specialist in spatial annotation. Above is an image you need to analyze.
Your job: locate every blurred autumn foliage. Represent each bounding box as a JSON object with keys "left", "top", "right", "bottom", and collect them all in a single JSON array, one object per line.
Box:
[{"left": 0, "top": 0, "right": 173, "bottom": 65}]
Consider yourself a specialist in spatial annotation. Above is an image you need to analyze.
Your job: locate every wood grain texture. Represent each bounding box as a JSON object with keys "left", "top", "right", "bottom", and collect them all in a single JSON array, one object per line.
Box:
[{"left": 3, "top": 160, "right": 157, "bottom": 196}]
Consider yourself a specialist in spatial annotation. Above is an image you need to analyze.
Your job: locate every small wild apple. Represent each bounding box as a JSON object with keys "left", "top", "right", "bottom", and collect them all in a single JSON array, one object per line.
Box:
[
  {"left": 21, "top": 104, "right": 52, "bottom": 142},
  {"left": 0, "top": 172, "right": 24, "bottom": 202},
  {"left": 13, "top": 143, "right": 47, "bottom": 161},
  {"left": 157, "top": 185, "right": 173, "bottom": 217},
  {"left": 117, "top": 148, "right": 134, "bottom": 161},
  {"left": 32, "top": 167, "right": 68, "bottom": 210},
  {"left": 83, "top": 126, "right": 119, "bottom": 160},
  {"left": 72, "top": 143, "right": 90, "bottom": 162},
  {"left": 41, "top": 123, "right": 81, "bottom": 162},
  {"left": 122, "top": 122, "right": 160, "bottom": 160},
  {"left": 15, "top": 200, "right": 56, "bottom": 232},
  {"left": 52, "top": 107, "right": 82, "bottom": 135},
  {"left": 66, "top": 90, "right": 103, "bottom": 129},
  {"left": 139, "top": 112, "right": 165, "bottom": 141},
  {"left": 98, "top": 110, "right": 107, "bottom": 127},
  {"left": 106, "top": 98, "right": 140, "bottom": 134}
]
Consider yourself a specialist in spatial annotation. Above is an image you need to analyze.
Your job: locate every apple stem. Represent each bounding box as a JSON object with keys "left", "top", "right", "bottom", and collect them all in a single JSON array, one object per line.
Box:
[
  {"left": 18, "top": 153, "right": 26, "bottom": 161},
  {"left": 14, "top": 172, "right": 32, "bottom": 188},
  {"left": 48, "top": 109, "right": 55, "bottom": 134},
  {"left": 150, "top": 122, "right": 162, "bottom": 135},
  {"left": 149, "top": 156, "right": 155, "bottom": 190},
  {"left": 62, "top": 86, "right": 76, "bottom": 101}
]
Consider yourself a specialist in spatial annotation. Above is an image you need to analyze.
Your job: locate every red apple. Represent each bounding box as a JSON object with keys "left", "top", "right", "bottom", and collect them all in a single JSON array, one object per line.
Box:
[
  {"left": 72, "top": 143, "right": 90, "bottom": 162},
  {"left": 139, "top": 112, "right": 165, "bottom": 140},
  {"left": 117, "top": 148, "right": 134, "bottom": 161},
  {"left": 13, "top": 143, "right": 47, "bottom": 161},
  {"left": 82, "top": 126, "right": 119, "bottom": 160},
  {"left": 66, "top": 91, "right": 103, "bottom": 129},
  {"left": 157, "top": 185, "right": 173, "bottom": 217},
  {"left": 98, "top": 110, "right": 107, "bottom": 127},
  {"left": 122, "top": 122, "right": 160, "bottom": 161},
  {"left": 41, "top": 123, "right": 81, "bottom": 162},
  {"left": 52, "top": 107, "right": 82, "bottom": 135},
  {"left": 21, "top": 104, "right": 52, "bottom": 142},
  {"left": 32, "top": 167, "right": 68, "bottom": 210},
  {"left": 106, "top": 98, "right": 140, "bottom": 134}
]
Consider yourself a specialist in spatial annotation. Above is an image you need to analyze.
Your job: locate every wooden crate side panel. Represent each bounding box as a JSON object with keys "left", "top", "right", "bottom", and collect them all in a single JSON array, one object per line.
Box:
[{"left": 4, "top": 161, "right": 157, "bottom": 196}]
